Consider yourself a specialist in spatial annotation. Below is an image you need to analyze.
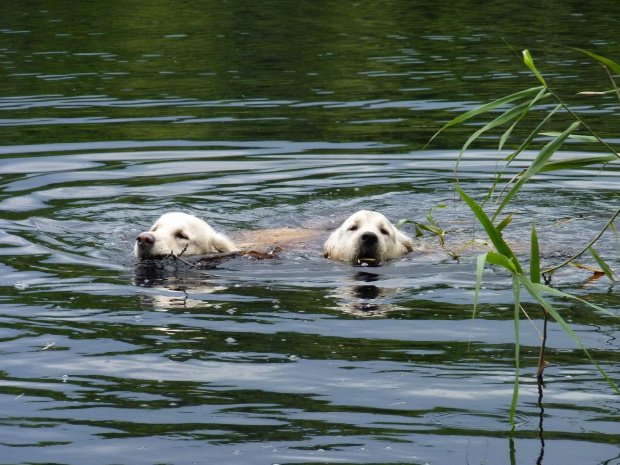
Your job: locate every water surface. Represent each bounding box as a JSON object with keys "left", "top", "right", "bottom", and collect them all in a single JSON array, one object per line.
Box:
[{"left": 1, "top": 1, "right": 620, "bottom": 464}]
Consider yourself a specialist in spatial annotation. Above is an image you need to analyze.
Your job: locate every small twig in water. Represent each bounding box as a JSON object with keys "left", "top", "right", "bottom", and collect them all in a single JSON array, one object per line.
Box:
[
  {"left": 164, "top": 246, "right": 282, "bottom": 268},
  {"left": 166, "top": 252, "right": 197, "bottom": 268},
  {"left": 542, "top": 205, "right": 620, "bottom": 274},
  {"left": 520, "top": 304, "right": 543, "bottom": 340}
]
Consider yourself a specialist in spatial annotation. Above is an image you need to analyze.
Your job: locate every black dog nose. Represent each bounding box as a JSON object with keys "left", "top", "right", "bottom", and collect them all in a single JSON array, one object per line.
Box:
[
  {"left": 136, "top": 232, "right": 155, "bottom": 246},
  {"left": 361, "top": 232, "right": 378, "bottom": 245}
]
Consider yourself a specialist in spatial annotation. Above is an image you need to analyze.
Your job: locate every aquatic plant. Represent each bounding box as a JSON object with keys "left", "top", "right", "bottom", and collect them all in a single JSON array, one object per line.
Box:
[{"left": 426, "top": 49, "right": 620, "bottom": 427}]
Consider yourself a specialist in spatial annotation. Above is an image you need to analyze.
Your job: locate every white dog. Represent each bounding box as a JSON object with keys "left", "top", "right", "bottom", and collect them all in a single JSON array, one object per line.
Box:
[
  {"left": 134, "top": 212, "right": 237, "bottom": 259},
  {"left": 324, "top": 210, "right": 413, "bottom": 263}
]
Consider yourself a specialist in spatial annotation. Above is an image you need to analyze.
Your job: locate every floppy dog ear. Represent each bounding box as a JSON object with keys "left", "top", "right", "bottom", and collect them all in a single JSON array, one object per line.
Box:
[
  {"left": 398, "top": 231, "right": 414, "bottom": 252},
  {"left": 403, "top": 238, "right": 414, "bottom": 252}
]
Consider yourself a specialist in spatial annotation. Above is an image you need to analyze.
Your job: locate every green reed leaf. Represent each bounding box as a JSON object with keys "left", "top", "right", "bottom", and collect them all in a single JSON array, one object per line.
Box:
[
  {"left": 456, "top": 96, "right": 549, "bottom": 168},
  {"left": 427, "top": 204, "right": 447, "bottom": 224},
  {"left": 540, "top": 132, "right": 599, "bottom": 142},
  {"left": 540, "top": 154, "right": 618, "bottom": 172},
  {"left": 589, "top": 247, "right": 616, "bottom": 281},
  {"left": 530, "top": 220, "right": 540, "bottom": 284},
  {"left": 499, "top": 87, "right": 550, "bottom": 153},
  {"left": 510, "top": 274, "right": 521, "bottom": 428},
  {"left": 531, "top": 282, "right": 619, "bottom": 319},
  {"left": 518, "top": 276, "right": 620, "bottom": 395},
  {"left": 574, "top": 48, "right": 620, "bottom": 76},
  {"left": 396, "top": 219, "right": 413, "bottom": 229},
  {"left": 523, "top": 50, "right": 547, "bottom": 86},
  {"left": 494, "top": 121, "right": 580, "bottom": 219},
  {"left": 496, "top": 211, "right": 516, "bottom": 232},
  {"left": 504, "top": 103, "right": 563, "bottom": 164},
  {"left": 472, "top": 252, "right": 487, "bottom": 321},
  {"left": 485, "top": 251, "right": 518, "bottom": 272},
  {"left": 456, "top": 186, "right": 523, "bottom": 273},
  {"left": 424, "top": 86, "right": 545, "bottom": 149}
]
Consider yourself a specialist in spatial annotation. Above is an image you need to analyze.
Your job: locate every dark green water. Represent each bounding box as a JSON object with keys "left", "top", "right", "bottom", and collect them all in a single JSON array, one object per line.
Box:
[{"left": 1, "top": 1, "right": 619, "bottom": 464}]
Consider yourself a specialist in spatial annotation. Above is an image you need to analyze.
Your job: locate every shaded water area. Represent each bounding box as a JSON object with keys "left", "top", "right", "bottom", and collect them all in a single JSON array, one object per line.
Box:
[{"left": 1, "top": 1, "right": 620, "bottom": 464}]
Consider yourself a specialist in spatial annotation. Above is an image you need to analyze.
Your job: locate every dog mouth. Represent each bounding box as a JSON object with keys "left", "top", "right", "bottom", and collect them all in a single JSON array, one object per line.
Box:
[
  {"left": 136, "top": 251, "right": 165, "bottom": 260},
  {"left": 354, "top": 251, "right": 381, "bottom": 265},
  {"left": 353, "top": 232, "right": 383, "bottom": 264},
  {"left": 135, "top": 248, "right": 163, "bottom": 260},
  {"left": 135, "top": 241, "right": 167, "bottom": 260}
]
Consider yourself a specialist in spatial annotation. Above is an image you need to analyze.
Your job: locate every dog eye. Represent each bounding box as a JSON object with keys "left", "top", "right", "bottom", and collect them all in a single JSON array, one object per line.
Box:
[
  {"left": 175, "top": 231, "right": 189, "bottom": 240},
  {"left": 348, "top": 225, "right": 358, "bottom": 231},
  {"left": 380, "top": 228, "right": 390, "bottom": 235}
]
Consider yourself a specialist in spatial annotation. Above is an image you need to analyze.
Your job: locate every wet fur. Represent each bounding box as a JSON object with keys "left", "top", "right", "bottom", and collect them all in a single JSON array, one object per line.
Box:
[
  {"left": 323, "top": 210, "right": 413, "bottom": 262},
  {"left": 135, "top": 210, "right": 412, "bottom": 263},
  {"left": 134, "top": 212, "right": 236, "bottom": 259},
  {"left": 233, "top": 227, "right": 322, "bottom": 251}
]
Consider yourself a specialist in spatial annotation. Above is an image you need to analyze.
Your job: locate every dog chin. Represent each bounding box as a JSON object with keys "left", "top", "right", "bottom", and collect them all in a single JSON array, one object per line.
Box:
[
  {"left": 135, "top": 245, "right": 166, "bottom": 260},
  {"left": 353, "top": 246, "right": 384, "bottom": 264},
  {"left": 136, "top": 250, "right": 155, "bottom": 260}
]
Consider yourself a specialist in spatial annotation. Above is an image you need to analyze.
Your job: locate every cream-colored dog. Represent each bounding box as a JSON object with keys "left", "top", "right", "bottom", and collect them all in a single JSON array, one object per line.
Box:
[
  {"left": 134, "top": 212, "right": 237, "bottom": 259},
  {"left": 324, "top": 210, "right": 413, "bottom": 263}
]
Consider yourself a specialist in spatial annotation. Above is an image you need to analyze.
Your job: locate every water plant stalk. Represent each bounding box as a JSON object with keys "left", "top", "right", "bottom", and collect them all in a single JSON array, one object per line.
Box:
[{"left": 425, "top": 48, "right": 620, "bottom": 427}]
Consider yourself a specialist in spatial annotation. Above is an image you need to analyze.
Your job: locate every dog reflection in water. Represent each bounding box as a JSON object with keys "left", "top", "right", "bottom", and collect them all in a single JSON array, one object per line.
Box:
[
  {"left": 133, "top": 260, "right": 226, "bottom": 310},
  {"left": 328, "top": 271, "right": 408, "bottom": 317}
]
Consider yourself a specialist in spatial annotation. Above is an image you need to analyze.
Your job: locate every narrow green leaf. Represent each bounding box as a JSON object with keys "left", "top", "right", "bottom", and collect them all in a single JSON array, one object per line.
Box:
[
  {"left": 540, "top": 154, "right": 618, "bottom": 172},
  {"left": 523, "top": 50, "right": 547, "bottom": 86},
  {"left": 417, "top": 223, "right": 445, "bottom": 236},
  {"left": 540, "top": 132, "right": 599, "bottom": 142},
  {"left": 481, "top": 173, "right": 503, "bottom": 208},
  {"left": 424, "top": 86, "right": 545, "bottom": 149},
  {"left": 455, "top": 186, "right": 523, "bottom": 273},
  {"left": 532, "top": 282, "right": 619, "bottom": 318},
  {"left": 397, "top": 218, "right": 445, "bottom": 236},
  {"left": 485, "top": 251, "right": 518, "bottom": 272},
  {"left": 427, "top": 204, "right": 447, "bottom": 223},
  {"left": 530, "top": 221, "right": 540, "bottom": 284},
  {"left": 456, "top": 97, "right": 549, "bottom": 168},
  {"left": 517, "top": 275, "right": 620, "bottom": 395},
  {"left": 498, "top": 120, "right": 518, "bottom": 153},
  {"left": 575, "top": 48, "right": 620, "bottom": 76},
  {"left": 494, "top": 121, "right": 580, "bottom": 219},
  {"left": 496, "top": 211, "right": 516, "bottom": 232},
  {"left": 504, "top": 103, "right": 563, "bottom": 163},
  {"left": 396, "top": 219, "right": 413, "bottom": 229},
  {"left": 440, "top": 87, "right": 544, "bottom": 129},
  {"left": 589, "top": 247, "right": 617, "bottom": 281},
  {"left": 473, "top": 238, "right": 493, "bottom": 248},
  {"left": 499, "top": 87, "right": 550, "bottom": 153},
  {"left": 509, "top": 275, "right": 521, "bottom": 427},
  {"left": 472, "top": 253, "right": 487, "bottom": 321}
]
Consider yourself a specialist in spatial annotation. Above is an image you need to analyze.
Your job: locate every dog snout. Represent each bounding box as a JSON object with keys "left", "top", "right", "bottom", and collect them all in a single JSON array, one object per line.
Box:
[
  {"left": 360, "top": 232, "right": 378, "bottom": 245},
  {"left": 136, "top": 232, "right": 155, "bottom": 246}
]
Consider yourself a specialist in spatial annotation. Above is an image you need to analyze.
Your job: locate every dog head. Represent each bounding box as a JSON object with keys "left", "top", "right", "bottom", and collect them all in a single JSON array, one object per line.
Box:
[
  {"left": 134, "top": 212, "right": 236, "bottom": 259},
  {"left": 323, "top": 210, "right": 413, "bottom": 263}
]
